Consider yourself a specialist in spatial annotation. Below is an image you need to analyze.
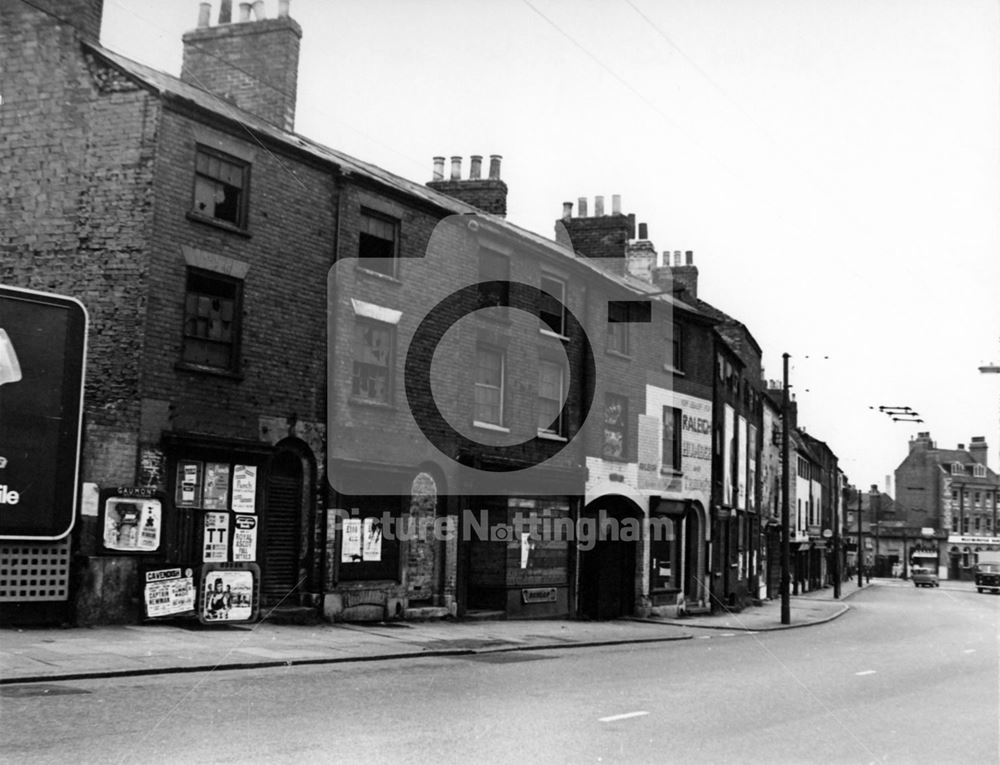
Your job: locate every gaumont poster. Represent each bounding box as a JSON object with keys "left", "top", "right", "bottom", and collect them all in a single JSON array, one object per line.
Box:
[
  {"left": 143, "top": 567, "right": 195, "bottom": 619},
  {"left": 200, "top": 567, "right": 256, "bottom": 623},
  {"left": 102, "top": 495, "right": 162, "bottom": 553}
]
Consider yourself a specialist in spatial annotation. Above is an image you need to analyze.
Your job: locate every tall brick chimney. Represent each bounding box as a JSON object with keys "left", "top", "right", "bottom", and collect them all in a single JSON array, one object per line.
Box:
[
  {"left": 426, "top": 155, "right": 508, "bottom": 217},
  {"left": 969, "top": 436, "right": 988, "bottom": 467},
  {"left": 181, "top": 0, "right": 302, "bottom": 131},
  {"left": 556, "top": 196, "right": 635, "bottom": 275},
  {"left": 32, "top": 0, "right": 104, "bottom": 40},
  {"left": 669, "top": 250, "right": 698, "bottom": 303}
]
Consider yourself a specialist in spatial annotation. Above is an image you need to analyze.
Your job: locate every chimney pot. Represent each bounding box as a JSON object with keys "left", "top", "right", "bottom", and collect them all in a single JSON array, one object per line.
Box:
[
  {"left": 612, "top": 194, "right": 622, "bottom": 214},
  {"left": 450, "top": 156, "right": 462, "bottom": 181},
  {"left": 674, "top": 250, "right": 682, "bottom": 266},
  {"left": 958, "top": 443, "right": 965, "bottom": 451},
  {"left": 594, "top": 196, "right": 605, "bottom": 216},
  {"left": 638, "top": 222, "right": 648, "bottom": 239},
  {"left": 278, "top": 0, "right": 291, "bottom": 17},
  {"left": 219, "top": 0, "right": 232, "bottom": 23},
  {"left": 562, "top": 202, "right": 573, "bottom": 219},
  {"left": 685, "top": 250, "right": 694, "bottom": 266},
  {"left": 238, "top": 3, "right": 252, "bottom": 22},
  {"left": 432, "top": 156, "right": 445, "bottom": 181},
  {"left": 578, "top": 197, "right": 588, "bottom": 217},
  {"left": 488, "top": 155, "right": 502, "bottom": 180},
  {"left": 469, "top": 155, "right": 483, "bottom": 180},
  {"left": 198, "top": 2, "right": 212, "bottom": 27},
  {"left": 252, "top": 0, "right": 265, "bottom": 20}
]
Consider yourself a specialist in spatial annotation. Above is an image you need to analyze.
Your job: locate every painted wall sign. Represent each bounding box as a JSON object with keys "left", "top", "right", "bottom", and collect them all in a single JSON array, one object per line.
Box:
[
  {"left": 144, "top": 567, "right": 196, "bottom": 618},
  {"left": 101, "top": 494, "right": 162, "bottom": 553},
  {"left": 640, "top": 387, "right": 713, "bottom": 508},
  {"left": 231, "top": 464, "right": 257, "bottom": 513},
  {"left": 232, "top": 514, "right": 257, "bottom": 562},
  {"left": 203, "top": 512, "right": 230, "bottom": 562},
  {"left": 0, "top": 286, "right": 87, "bottom": 540}
]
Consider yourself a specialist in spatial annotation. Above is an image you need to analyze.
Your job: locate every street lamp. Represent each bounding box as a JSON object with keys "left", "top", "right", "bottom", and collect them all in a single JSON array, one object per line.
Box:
[{"left": 781, "top": 353, "right": 791, "bottom": 625}]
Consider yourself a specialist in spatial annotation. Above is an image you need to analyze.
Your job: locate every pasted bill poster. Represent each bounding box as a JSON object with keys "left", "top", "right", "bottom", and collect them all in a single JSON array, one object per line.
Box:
[
  {"left": 202, "top": 462, "right": 231, "bottom": 510},
  {"left": 103, "top": 497, "right": 162, "bottom": 553},
  {"left": 202, "top": 569, "right": 254, "bottom": 622},
  {"left": 203, "top": 512, "right": 230, "bottom": 563},
  {"left": 231, "top": 464, "right": 257, "bottom": 513},
  {"left": 363, "top": 516, "right": 383, "bottom": 562},
  {"left": 232, "top": 515, "right": 257, "bottom": 562},
  {"left": 176, "top": 461, "right": 202, "bottom": 507},
  {"left": 144, "top": 568, "right": 195, "bottom": 618},
  {"left": 341, "top": 518, "right": 362, "bottom": 563}
]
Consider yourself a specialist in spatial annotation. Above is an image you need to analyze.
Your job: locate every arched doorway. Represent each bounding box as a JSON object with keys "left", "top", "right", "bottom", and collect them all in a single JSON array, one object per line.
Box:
[
  {"left": 262, "top": 449, "right": 306, "bottom": 605},
  {"left": 579, "top": 495, "right": 642, "bottom": 620}
]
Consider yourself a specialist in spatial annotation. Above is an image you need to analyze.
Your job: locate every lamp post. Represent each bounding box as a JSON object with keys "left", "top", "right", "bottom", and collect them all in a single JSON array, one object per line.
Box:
[
  {"left": 781, "top": 353, "right": 791, "bottom": 625},
  {"left": 856, "top": 487, "right": 863, "bottom": 587},
  {"left": 872, "top": 485, "right": 880, "bottom": 577}
]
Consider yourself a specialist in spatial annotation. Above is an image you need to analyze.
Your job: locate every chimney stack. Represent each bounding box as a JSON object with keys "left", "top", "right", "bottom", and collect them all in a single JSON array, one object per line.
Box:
[
  {"left": 969, "top": 436, "right": 988, "bottom": 467},
  {"left": 557, "top": 194, "right": 635, "bottom": 275},
  {"left": 669, "top": 249, "right": 698, "bottom": 303},
  {"left": 182, "top": 0, "right": 303, "bottom": 131},
  {"left": 426, "top": 153, "right": 508, "bottom": 217}
]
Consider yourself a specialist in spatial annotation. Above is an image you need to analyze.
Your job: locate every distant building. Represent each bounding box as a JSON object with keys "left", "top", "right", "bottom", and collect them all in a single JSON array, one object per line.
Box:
[{"left": 895, "top": 433, "right": 999, "bottom": 580}]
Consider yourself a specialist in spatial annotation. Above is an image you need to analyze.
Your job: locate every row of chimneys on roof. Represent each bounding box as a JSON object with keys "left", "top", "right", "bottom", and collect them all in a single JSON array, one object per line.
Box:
[
  {"left": 196, "top": 0, "right": 291, "bottom": 27},
  {"left": 910, "top": 433, "right": 989, "bottom": 463},
  {"left": 432, "top": 156, "right": 503, "bottom": 182}
]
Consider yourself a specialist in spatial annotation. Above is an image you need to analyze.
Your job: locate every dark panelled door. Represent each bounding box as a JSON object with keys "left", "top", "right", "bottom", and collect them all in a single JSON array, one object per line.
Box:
[{"left": 263, "top": 452, "right": 302, "bottom": 605}]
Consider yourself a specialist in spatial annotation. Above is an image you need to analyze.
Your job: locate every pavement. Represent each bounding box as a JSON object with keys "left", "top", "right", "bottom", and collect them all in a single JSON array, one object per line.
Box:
[{"left": 0, "top": 581, "right": 871, "bottom": 685}]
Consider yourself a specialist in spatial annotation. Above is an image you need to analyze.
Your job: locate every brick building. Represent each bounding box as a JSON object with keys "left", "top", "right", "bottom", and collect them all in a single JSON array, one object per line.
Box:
[{"left": 894, "top": 432, "right": 998, "bottom": 580}]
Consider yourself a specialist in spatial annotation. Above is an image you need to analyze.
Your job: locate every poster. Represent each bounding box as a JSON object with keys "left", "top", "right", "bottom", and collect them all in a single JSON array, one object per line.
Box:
[
  {"left": 102, "top": 497, "right": 162, "bottom": 552},
  {"left": 203, "top": 462, "right": 231, "bottom": 510},
  {"left": 233, "top": 514, "right": 257, "bottom": 562},
  {"left": 201, "top": 569, "right": 254, "bottom": 622},
  {"left": 176, "top": 461, "right": 202, "bottom": 507},
  {"left": 144, "top": 567, "right": 195, "bottom": 618},
  {"left": 203, "top": 512, "right": 230, "bottom": 562},
  {"left": 341, "top": 518, "right": 362, "bottom": 563},
  {"left": 363, "top": 516, "right": 383, "bottom": 562},
  {"left": 231, "top": 464, "right": 257, "bottom": 513}
]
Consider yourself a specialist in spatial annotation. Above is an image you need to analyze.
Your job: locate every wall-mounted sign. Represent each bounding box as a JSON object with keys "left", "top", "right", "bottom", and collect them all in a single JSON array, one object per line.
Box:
[
  {"left": 199, "top": 562, "right": 259, "bottom": 624},
  {"left": 521, "top": 587, "right": 557, "bottom": 604},
  {"left": 231, "top": 465, "right": 257, "bottom": 513},
  {"left": 203, "top": 512, "right": 230, "bottom": 562},
  {"left": 0, "top": 286, "right": 87, "bottom": 540},
  {"left": 143, "top": 567, "right": 196, "bottom": 619},
  {"left": 101, "top": 491, "right": 163, "bottom": 553},
  {"left": 232, "top": 514, "right": 257, "bottom": 562}
]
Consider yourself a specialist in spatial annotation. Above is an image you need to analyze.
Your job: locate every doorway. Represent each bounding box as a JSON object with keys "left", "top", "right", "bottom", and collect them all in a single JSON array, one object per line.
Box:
[
  {"left": 262, "top": 450, "right": 304, "bottom": 605},
  {"left": 579, "top": 496, "right": 641, "bottom": 620}
]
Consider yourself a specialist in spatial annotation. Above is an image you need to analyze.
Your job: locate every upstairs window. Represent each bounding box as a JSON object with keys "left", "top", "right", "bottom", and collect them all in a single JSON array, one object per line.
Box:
[
  {"left": 478, "top": 249, "right": 510, "bottom": 312},
  {"left": 951, "top": 462, "right": 964, "bottom": 476},
  {"left": 974, "top": 464, "right": 986, "bottom": 478},
  {"left": 602, "top": 393, "right": 628, "bottom": 460},
  {"left": 474, "top": 346, "right": 505, "bottom": 426},
  {"left": 537, "top": 359, "right": 565, "bottom": 436},
  {"left": 182, "top": 269, "right": 242, "bottom": 373},
  {"left": 662, "top": 406, "right": 682, "bottom": 470},
  {"left": 539, "top": 273, "right": 567, "bottom": 336},
  {"left": 358, "top": 209, "right": 399, "bottom": 277},
  {"left": 193, "top": 147, "right": 248, "bottom": 228},
  {"left": 352, "top": 321, "right": 394, "bottom": 403},
  {"left": 607, "top": 302, "right": 630, "bottom": 355}
]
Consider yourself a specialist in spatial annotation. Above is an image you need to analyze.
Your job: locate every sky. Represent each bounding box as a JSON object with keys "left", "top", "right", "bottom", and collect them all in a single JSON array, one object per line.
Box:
[{"left": 100, "top": 0, "right": 1000, "bottom": 487}]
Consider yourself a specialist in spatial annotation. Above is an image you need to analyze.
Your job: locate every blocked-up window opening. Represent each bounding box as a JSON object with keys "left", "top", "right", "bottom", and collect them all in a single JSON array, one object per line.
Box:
[
  {"left": 182, "top": 269, "right": 242, "bottom": 372},
  {"left": 352, "top": 321, "right": 393, "bottom": 403}
]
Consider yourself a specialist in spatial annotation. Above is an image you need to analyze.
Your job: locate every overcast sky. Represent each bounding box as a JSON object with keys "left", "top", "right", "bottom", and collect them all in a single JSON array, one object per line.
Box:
[{"left": 100, "top": 0, "right": 1000, "bottom": 487}]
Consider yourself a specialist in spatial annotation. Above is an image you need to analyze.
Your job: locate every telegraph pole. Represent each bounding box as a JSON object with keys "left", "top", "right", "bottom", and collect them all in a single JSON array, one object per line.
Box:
[
  {"left": 856, "top": 488, "right": 863, "bottom": 588},
  {"left": 781, "top": 353, "right": 791, "bottom": 625}
]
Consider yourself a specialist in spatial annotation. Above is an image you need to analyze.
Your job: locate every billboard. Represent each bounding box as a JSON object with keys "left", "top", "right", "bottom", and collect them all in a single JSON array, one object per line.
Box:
[{"left": 0, "top": 286, "right": 87, "bottom": 540}]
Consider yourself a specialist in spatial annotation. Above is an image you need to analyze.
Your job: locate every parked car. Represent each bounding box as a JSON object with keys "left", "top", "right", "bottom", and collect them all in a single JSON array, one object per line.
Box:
[
  {"left": 911, "top": 566, "right": 939, "bottom": 587},
  {"left": 974, "top": 563, "right": 1000, "bottom": 594}
]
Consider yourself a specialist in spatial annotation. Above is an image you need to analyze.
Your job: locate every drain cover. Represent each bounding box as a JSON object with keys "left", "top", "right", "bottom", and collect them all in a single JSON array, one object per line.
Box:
[{"left": 0, "top": 684, "right": 91, "bottom": 698}]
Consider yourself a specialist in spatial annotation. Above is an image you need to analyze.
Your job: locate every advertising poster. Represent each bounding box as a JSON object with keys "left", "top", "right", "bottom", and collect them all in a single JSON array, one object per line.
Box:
[
  {"left": 232, "top": 515, "right": 257, "bottom": 562},
  {"left": 202, "top": 462, "right": 231, "bottom": 510},
  {"left": 231, "top": 464, "right": 257, "bottom": 513},
  {"left": 144, "top": 567, "right": 196, "bottom": 618},
  {"left": 363, "top": 516, "right": 383, "bottom": 562},
  {"left": 203, "top": 512, "right": 230, "bottom": 562},
  {"left": 202, "top": 569, "right": 254, "bottom": 622},
  {"left": 176, "top": 461, "right": 202, "bottom": 507},
  {"left": 341, "top": 518, "right": 362, "bottom": 563},
  {"left": 103, "top": 497, "right": 162, "bottom": 552}
]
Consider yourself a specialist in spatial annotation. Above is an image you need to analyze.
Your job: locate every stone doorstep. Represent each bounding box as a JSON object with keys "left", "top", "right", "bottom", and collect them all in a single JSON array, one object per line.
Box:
[{"left": 402, "top": 606, "right": 450, "bottom": 620}]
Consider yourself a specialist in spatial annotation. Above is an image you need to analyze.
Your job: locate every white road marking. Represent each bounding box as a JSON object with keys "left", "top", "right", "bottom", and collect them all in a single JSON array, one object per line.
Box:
[
  {"left": 855, "top": 670, "right": 876, "bottom": 676},
  {"left": 719, "top": 633, "right": 736, "bottom": 637},
  {"left": 964, "top": 649, "right": 976, "bottom": 654},
  {"left": 599, "top": 711, "right": 649, "bottom": 723}
]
